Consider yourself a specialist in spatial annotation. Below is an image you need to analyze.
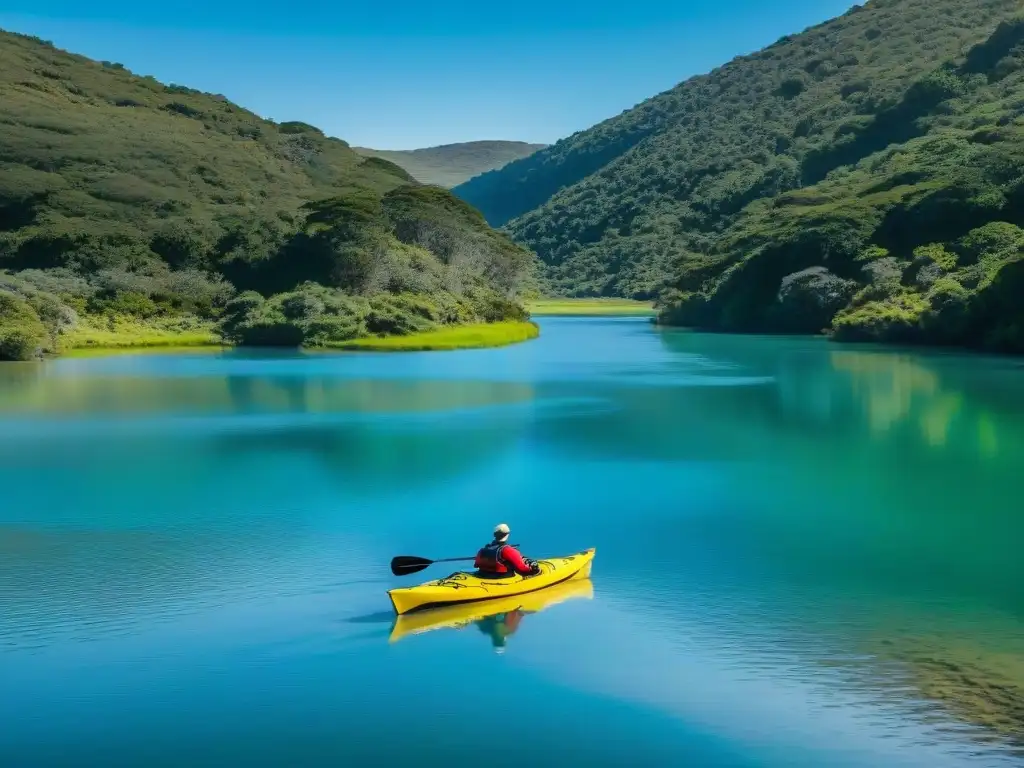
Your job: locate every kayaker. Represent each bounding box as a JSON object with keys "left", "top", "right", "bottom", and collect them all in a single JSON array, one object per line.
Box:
[{"left": 474, "top": 523, "right": 540, "bottom": 577}]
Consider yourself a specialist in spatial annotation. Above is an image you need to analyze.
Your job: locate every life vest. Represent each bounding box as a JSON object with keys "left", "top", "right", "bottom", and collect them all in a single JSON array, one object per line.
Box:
[{"left": 475, "top": 541, "right": 511, "bottom": 574}]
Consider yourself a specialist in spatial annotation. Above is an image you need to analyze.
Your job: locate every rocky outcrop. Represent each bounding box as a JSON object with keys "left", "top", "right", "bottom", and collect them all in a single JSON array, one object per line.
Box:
[{"left": 768, "top": 266, "right": 859, "bottom": 333}]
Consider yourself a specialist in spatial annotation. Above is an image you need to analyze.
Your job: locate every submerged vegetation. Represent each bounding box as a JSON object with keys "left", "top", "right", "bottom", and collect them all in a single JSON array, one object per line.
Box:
[
  {"left": 0, "top": 31, "right": 535, "bottom": 360},
  {"left": 455, "top": 0, "right": 1024, "bottom": 353}
]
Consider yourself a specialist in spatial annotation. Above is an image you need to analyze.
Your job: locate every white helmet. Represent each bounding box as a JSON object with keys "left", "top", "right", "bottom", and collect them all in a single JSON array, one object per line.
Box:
[{"left": 493, "top": 523, "right": 510, "bottom": 542}]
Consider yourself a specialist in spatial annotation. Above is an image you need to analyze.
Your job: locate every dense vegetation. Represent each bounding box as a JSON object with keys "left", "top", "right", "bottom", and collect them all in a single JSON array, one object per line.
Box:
[
  {"left": 454, "top": 0, "right": 1024, "bottom": 353},
  {"left": 660, "top": 10, "right": 1024, "bottom": 354},
  {"left": 354, "top": 141, "right": 546, "bottom": 188},
  {"left": 0, "top": 30, "right": 534, "bottom": 360}
]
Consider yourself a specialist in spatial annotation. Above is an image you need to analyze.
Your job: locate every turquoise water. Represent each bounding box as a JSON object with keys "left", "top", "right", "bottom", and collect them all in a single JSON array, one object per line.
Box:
[{"left": 2, "top": 317, "right": 1023, "bottom": 767}]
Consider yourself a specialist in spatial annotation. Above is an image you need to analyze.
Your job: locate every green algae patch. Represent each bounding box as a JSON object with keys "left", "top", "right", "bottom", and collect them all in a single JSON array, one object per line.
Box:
[
  {"left": 328, "top": 321, "right": 539, "bottom": 351},
  {"left": 527, "top": 299, "right": 654, "bottom": 316}
]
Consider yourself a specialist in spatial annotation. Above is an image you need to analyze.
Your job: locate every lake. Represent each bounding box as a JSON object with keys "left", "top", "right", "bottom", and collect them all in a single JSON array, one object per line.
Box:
[{"left": 1, "top": 317, "right": 1023, "bottom": 767}]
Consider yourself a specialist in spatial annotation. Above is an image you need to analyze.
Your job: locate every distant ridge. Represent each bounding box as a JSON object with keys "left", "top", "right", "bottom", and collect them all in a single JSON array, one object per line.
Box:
[{"left": 354, "top": 140, "right": 546, "bottom": 188}]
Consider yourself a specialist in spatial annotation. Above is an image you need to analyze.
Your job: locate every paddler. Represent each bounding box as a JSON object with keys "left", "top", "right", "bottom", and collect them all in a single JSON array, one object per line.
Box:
[{"left": 474, "top": 523, "right": 540, "bottom": 577}]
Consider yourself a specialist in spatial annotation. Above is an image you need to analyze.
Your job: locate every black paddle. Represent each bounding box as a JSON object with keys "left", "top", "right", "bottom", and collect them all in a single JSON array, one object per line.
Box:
[
  {"left": 390, "top": 544, "right": 523, "bottom": 577},
  {"left": 390, "top": 555, "right": 472, "bottom": 576}
]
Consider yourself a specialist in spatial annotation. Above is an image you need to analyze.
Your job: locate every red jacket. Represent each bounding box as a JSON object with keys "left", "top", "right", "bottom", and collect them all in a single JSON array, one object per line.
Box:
[{"left": 474, "top": 541, "right": 532, "bottom": 575}]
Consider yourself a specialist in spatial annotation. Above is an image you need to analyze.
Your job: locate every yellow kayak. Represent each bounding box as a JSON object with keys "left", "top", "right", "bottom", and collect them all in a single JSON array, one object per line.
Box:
[
  {"left": 389, "top": 576, "right": 594, "bottom": 643},
  {"left": 387, "top": 547, "right": 596, "bottom": 615}
]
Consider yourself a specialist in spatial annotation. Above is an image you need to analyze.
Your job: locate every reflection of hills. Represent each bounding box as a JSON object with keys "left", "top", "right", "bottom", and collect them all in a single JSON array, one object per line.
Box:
[
  {"left": 211, "top": 416, "right": 527, "bottom": 496},
  {"left": 210, "top": 375, "right": 536, "bottom": 495},
  {"left": 655, "top": 330, "right": 1024, "bottom": 465},
  {"left": 527, "top": 328, "right": 1024, "bottom": 476},
  {"left": 0, "top": 371, "right": 537, "bottom": 418},
  {"left": 638, "top": 333, "right": 1024, "bottom": 606},
  {"left": 0, "top": 370, "right": 537, "bottom": 497},
  {"left": 549, "top": 329, "right": 1024, "bottom": 749}
]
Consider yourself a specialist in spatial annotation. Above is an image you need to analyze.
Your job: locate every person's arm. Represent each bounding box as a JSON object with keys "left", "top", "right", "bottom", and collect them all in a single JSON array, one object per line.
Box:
[{"left": 501, "top": 546, "right": 535, "bottom": 575}]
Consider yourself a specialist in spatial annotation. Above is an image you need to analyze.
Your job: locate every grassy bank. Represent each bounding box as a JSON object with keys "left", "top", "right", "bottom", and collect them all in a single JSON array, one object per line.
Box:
[
  {"left": 63, "top": 317, "right": 223, "bottom": 352},
  {"left": 327, "top": 321, "right": 539, "bottom": 352},
  {"left": 527, "top": 299, "right": 654, "bottom": 316},
  {"left": 29, "top": 315, "right": 539, "bottom": 359}
]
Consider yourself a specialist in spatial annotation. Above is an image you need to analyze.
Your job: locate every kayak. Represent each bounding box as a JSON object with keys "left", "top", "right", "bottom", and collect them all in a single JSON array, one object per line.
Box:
[
  {"left": 387, "top": 547, "right": 596, "bottom": 615},
  {"left": 389, "top": 576, "right": 594, "bottom": 643},
  {"left": 387, "top": 547, "right": 595, "bottom": 616}
]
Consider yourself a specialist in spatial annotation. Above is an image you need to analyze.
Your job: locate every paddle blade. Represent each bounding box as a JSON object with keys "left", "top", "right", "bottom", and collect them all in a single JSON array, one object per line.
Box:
[{"left": 390, "top": 556, "right": 433, "bottom": 576}]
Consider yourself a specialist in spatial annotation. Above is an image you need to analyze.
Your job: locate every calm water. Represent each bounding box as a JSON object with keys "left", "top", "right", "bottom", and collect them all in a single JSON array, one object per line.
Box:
[{"left": 1, "top": 317, "right": 1023, "bottom": 767}]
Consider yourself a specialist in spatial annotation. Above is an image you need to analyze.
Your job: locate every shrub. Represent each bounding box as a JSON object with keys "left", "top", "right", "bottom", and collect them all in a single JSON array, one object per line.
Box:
[
  {"left": 954, "top": 222, "right": 1024, "bottom": 264},
  {"left": 150, "top": 220, "right": 218, "bottom": 269},
  {"left": 236, "top": 319, "right": 306, "bottom": 347},
  {"left": 89, "top": 290, "right": 161, "bottom": 318},
  {"left": 777, "top": 75, "right": 807, "bottom": 99},
  {"left": 831, "top": 291, "right": 928, "bottom": 343},
  {"left": 463, "top": 286, "right": 530, "bottom": 323},
  {"left": 0, "top": 291, "right": 48, "bottom": 360},
  {"left": 278, "top": 121, "right": 324, "bottom": 135},
  {"left": 912, "top": 243, "right": 958, "bottom": 270},
  {"left": 917, "top": 276, "right": 971, "bottom": 343},
  {"left": 856, "top": 245, "right": 891, "bottom": 262},
  {"left": 303, "top": 314, "right": 363, "bottom": 345},
  {"left": 167, "top": 269, "right": 234, "bottom": 315},
  {"left": 365, "top": 294, "right": 436, "bottom": 335},
  {"left": 3, "top": 268, "right": 94, "bottom": 298}
]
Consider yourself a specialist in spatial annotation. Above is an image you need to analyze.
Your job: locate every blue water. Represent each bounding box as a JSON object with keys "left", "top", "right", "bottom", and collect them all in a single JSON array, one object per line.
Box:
[{"left": 1, "top": 317, "right": 1023, "bottom": 767}]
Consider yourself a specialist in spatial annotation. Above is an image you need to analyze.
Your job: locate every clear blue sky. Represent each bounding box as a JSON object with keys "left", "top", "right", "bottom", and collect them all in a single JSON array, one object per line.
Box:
[{"left": 1, "top": 1, "right": 857, "bottom": 150}]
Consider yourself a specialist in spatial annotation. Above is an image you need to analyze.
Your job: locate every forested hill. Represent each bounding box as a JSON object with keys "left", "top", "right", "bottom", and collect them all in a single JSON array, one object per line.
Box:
[
  {"left": 353, "top": 141, "right": 546, "bottom": 188},
  {"left": 660, "top": 12, "right": 1024, "bottom": 354},
  {"left": 452, "top": 0, "right": 1022, "bottom": 300},
  {"left": 0, "top": 30, "right": 534, "bottom": 360}
]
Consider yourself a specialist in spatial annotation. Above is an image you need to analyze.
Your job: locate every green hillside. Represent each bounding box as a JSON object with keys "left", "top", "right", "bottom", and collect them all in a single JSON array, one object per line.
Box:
[
  {"left": 0, "top": 30, "right": 535, "bottom": 360},
  {"left": 660, "top": 14, "right": 1024, "bottom": 353},
  {"left": 453, "top": 0, "right": 1022, "bottom": 300},
  {"left": 353, "top": 141, "right": 546, "bottom": 187}
]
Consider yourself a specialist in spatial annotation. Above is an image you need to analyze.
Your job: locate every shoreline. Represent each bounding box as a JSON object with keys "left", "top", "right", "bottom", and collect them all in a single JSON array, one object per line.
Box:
[
  {"left": 526, "top": 298, "right": 654, "bottom": 317},
  {"left": 323, "top": 321, "right": 539, "bottom": 352},
  {"left": 51, "top": 320, "right": 540, "bottom": 360},
  {"left": 650, "top": 321, "right": 1024, "bottom": 359},
  {"left": 63, "top": 343, "right": 230, "bottom": 359}
]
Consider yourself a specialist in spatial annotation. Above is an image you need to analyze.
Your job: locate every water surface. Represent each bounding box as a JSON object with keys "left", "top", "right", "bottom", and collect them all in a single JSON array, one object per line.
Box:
[{"left": 1, "top": 318, "right": 1023, "bottom": 766}]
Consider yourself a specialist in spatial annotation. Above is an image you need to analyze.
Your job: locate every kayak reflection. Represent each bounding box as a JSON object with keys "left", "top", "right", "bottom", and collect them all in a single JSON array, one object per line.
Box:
[
  {"left": 474, "top": 608, "right": 525, "bottom": 652},
  {"left": 388, "top": 578, "right": 594, "bottom": 646}
]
